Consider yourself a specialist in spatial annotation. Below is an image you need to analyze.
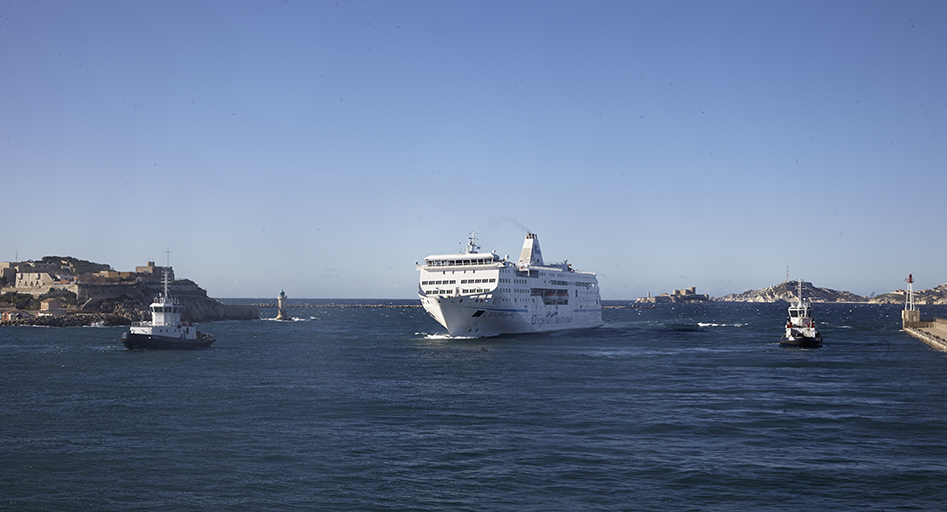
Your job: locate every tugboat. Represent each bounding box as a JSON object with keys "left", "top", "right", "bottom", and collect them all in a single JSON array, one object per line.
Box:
[
  {"left": 121, "top": 270, "right": 215, "bottom": 350},
  {"left": 781, "top": 278, "right": 822, "bottom": 348}
]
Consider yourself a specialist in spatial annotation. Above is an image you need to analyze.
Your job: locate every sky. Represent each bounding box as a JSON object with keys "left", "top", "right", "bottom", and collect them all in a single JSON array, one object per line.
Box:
[{"left": 2, "top": 0, "right": 946, "bottom": 299}]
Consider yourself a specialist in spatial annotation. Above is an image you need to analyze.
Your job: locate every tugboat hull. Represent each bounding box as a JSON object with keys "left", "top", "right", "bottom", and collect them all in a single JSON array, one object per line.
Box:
[
  {"left": 121, "top": 331, "right": 215, "bottom": 350},
  {"left": 780, "top": 333, "right": 822, "bottom": 348}
]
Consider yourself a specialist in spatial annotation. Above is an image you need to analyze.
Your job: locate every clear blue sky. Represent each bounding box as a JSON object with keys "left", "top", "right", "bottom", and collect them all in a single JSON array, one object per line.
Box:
[{"left": 3, "top": 1, "right": 945, "bottom": 299}]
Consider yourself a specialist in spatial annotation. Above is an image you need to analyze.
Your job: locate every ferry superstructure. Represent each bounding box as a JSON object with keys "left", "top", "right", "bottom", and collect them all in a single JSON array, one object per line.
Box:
[{"left": 417, "top": 232, "right": 603, "bottom": 337}]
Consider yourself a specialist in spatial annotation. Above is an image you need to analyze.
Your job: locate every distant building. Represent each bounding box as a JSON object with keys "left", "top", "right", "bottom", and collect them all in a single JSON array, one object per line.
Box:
[
  {"left": 15, "top": 271, "right": 58, "bottom": 292},
  {"left": 135, "top": 261, "right": 173, "bottom": 281},
  {"left": 2, "top": 309, "right": 31, "bottom": 321},
  {"left": 0, "top": 262, "right": 17, "bottom": 286},
  {"left": 38, "top": 298, "right": 65, "bottom": 316},
  {"left": 637, "top": 286, "right": 710, "bottom": 303}
]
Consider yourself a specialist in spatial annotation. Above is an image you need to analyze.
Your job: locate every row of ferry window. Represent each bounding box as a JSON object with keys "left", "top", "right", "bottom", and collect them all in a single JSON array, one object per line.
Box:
[
  {"left": 427, "top": 258, "right": 497, "bottom": 267},
  {"left": 550, "top": 279, "right": 596, "bottom": 288},
  {"left": 430, "top": 288, "right": 489, "bottom": 295},
  {"left": 421, "top": 278, "right": 496, "bottom": 285}
]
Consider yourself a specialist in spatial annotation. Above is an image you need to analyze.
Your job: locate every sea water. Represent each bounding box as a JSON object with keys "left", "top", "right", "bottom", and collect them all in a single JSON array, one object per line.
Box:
[{"left": 3, "top": 300, "right": 947, "bottom": 511}]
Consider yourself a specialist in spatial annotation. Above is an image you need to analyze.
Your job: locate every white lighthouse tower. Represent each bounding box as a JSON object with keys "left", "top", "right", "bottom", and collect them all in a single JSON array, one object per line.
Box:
[
  {"left": 902, "top": 274, "right": 920, "bottom": 328},
  {"left": 276, "top": 290, "right": 289, "bottom": 321}
]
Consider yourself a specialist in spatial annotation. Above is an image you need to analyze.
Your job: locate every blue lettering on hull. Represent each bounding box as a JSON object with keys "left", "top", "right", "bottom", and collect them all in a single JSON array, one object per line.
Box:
[{"left": 531, "top": 312, "right": 574, "bottom": 327}]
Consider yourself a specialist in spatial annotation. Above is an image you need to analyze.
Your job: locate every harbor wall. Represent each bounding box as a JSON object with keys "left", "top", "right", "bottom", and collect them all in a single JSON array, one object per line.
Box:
[{"left": 903, "top": 311, "right": 947, "bottom": 352}]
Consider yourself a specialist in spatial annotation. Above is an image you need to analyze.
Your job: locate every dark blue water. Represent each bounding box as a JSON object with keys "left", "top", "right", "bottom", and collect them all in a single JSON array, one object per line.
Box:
[{"left": 3, "top": 301, "right": 947, "bottom": 511}]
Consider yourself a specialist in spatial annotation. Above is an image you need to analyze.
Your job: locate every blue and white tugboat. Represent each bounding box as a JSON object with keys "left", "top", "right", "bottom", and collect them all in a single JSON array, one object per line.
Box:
[
  {"left": 781, "top": 278, "right": 822, "bottom": 348},
  {"left": 121, "top": 271, "right": 214, "bottom": 350}
]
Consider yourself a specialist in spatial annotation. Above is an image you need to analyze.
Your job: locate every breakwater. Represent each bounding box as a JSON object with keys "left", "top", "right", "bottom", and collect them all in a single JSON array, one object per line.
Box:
[
  {"left": 241, "top": 303, "right": 421, "bottom": 309},
  {"left": 903, "top": 314, "right": 947, "bottom": 352},
  {"left": 237, "top": 303, "right": 649, "bottom": 310}
]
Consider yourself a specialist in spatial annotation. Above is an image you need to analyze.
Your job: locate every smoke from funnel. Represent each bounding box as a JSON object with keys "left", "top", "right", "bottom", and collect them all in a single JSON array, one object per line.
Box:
[{"left": 491, "top": 215, "right": 532, "bottom": 234}]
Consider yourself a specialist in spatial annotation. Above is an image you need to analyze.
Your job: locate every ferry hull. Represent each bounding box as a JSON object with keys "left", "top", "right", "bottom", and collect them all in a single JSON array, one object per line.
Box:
[
  {"left": 121, "top": 331, "right": 215, "bottom": 350},
  {"left": 421, "top": 295, "right": 603, "bottom": 337}
]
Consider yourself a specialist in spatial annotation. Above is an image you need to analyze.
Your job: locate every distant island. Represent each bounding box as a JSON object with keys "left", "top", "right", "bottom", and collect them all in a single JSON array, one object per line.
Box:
[
  {"left": 714, "top": 281, "right": 866, "bottom": 303},
  {"left": 0, "top": 256, "right": 257, "bottom": 326},
  {"left": 641, "top": 281, "right": 947, "bottom": 305},
  {"left": 636, "top": 287, "right": 711, "bottom": 303}
]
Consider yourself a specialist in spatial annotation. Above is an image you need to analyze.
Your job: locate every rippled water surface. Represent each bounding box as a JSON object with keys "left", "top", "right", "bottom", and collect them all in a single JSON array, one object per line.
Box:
[{"left": 3, "top": 301, "right": 947, "bottom": 511}]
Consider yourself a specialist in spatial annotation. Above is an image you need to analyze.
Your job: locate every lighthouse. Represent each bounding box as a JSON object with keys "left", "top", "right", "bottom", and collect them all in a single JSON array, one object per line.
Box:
[
  {"left": 276, "top": 290, "right": 289, "bottom": 321},
  {"left": 902, "top": 274, "right": 920, "bottom": 328}
]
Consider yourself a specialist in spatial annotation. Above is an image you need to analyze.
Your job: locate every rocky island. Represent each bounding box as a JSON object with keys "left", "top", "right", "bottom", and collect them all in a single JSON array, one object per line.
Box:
[
  {"left": 636, "top": 280, "right": 947, "bottom": 305},
  {"left": 0, "top": 257, "right": 257, "bottom": 327},
  {"left": 714, "top": 281, "right": 867, "bottom": 303}
]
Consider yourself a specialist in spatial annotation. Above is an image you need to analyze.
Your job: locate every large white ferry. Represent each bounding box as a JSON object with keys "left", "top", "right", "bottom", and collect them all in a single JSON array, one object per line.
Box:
[
  {"left": 417, "top": 232, "right": 603, "bottom": 337},
  {"left": 121, "top": 270, "right": 215, "bottom": 350}
]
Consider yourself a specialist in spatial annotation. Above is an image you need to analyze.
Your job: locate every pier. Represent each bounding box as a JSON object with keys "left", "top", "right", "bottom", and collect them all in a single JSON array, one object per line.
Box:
[
  {"left": 903, "top": 312, "right": 947, "bottom": 352},
  {"left": 901, "top": 274, "right": 947, "bottom": 352}
]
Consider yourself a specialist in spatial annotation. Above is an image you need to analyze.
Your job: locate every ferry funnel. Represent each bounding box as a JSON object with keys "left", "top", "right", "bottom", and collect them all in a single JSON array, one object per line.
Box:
[{"left": 518, "top": 233, "right": 544, "bottom": 267}]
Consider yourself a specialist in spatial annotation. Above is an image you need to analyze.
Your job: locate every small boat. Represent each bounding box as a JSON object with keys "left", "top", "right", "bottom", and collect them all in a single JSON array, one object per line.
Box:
[
  {"left": 781, "top": 278, "right": 822, "bottom": 348},
  {"left": 121, "top": 270, "right": 214, "bottom": 350}
]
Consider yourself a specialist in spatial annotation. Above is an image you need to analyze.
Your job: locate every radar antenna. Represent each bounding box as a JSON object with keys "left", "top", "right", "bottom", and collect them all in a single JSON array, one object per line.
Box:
[{"left": 464, "top": 231, "right": 480, "bottom": 254}]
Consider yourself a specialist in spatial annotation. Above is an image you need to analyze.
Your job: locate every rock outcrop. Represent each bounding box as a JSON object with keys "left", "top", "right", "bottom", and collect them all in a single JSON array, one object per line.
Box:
[{"left": 715, "top": 281, "right": 868, "bottom": 303}]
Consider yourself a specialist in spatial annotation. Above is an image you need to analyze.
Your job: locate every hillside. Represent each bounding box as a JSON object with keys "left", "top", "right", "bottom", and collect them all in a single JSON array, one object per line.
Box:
[
  {"left": 40, "top": 256, "right": 112, "bottom": 275},
  {"left": 715, "top": 281, "right": 867, "bottom": 303},
  {"left": 870, "top": 284, "right": 947, "bottom": 305}
]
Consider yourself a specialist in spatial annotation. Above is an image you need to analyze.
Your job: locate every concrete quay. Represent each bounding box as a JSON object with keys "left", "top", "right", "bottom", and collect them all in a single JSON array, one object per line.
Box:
[{"left": 902, "top": 310, "right": 947, "bottom": 352}]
